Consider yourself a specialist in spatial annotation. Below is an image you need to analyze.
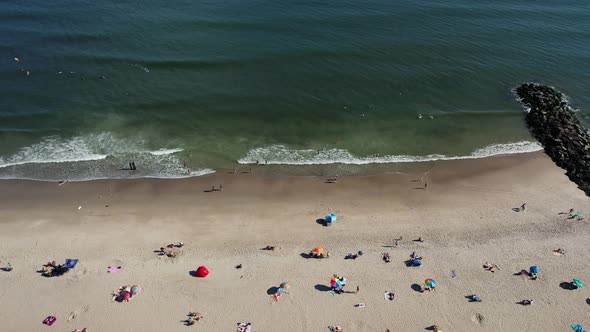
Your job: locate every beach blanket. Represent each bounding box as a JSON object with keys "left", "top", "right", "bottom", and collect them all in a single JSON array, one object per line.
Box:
[
  {"left": 108, "top": 266, "right": 121, "bottom": 273},
  {"left": 237, "top": 322, "right": 251, "bottom": 332},
  {"left": 64, "top": 259, "right": 79, "bottom": 269}
]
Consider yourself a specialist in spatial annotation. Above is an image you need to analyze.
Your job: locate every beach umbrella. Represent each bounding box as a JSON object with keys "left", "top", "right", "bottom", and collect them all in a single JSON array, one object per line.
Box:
[
  {"left": 529, "top": 266, "right": 540, "bottom": 274},
  {"left": 280, "top": 282, "right": 290, "bottom": 289},
  {"left": 424, "top": 278, "right": 436, "bottom": 288},
  {"left": 313, "top": 246, "right": 324, "bottom": 255},
  {"left": 195, "top": 266, "right": 209, "bottom": 278},
  {"left": 573, "top": 279, "right": 583, "bottom": 288},
  {"left": 330, "top": 278, "right": 341, "bottom": 287},
  {"left": 326, "top": 214, "right": 337, "bottom": 222},
  {"left": 571, "top": 324, "right": 584, "bottom": 332},
  {"left": 131, "top": 285, "right": 141, "bottom": 295}
]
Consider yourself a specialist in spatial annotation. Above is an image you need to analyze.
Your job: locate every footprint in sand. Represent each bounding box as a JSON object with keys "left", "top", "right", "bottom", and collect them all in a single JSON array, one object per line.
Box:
[
  {"left": 67, "top": 305, "right": 89, "bottom": 322},
  {"left": 471, "top": 313, "right": 484, "bottom": 325}
]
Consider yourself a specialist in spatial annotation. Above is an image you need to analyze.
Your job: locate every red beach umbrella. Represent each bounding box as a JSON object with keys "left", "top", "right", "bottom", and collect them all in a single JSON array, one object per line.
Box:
[{"left": 195, "top": 266, "right": 209, "bottom": 278}]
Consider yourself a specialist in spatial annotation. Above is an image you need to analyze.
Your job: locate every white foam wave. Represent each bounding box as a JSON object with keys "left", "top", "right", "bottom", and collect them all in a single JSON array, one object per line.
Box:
[
  {"left": 0, "top": 133, "right": 185, "bottom": 168},
  {"left": 0, "top": 136, "right": 107, "bottom": 168},
  {"left": 148, "top": 148, "right": 184, "bottom": 156},
  {"left": 237, "top": 141, "right": 543, "bottom": 165}
]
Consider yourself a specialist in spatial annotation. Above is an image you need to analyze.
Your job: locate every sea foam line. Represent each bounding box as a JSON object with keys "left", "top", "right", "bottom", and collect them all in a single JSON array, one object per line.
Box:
[{"left": 237, "top": 141, "right": 543, "bottom": 165}]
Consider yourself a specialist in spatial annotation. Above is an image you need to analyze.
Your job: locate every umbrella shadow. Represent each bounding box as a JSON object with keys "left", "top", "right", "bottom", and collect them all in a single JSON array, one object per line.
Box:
[
  {"left": 189, "top": 271, "right": 197, "bottom": 277},
  {"left": 316, "top": 219, "right": 327, "bottom": 226},
  {"left": 559, "top": 281, "right": 575, "bottom": 290},
  {"left": 314, "top": 284, "right": 331, "bottom": 292},
  {"left": 1, "top": 267, "right": 12, "bottom": 272},
  {"left": 512, "top": 207, "right": 521, "bottom": 212},
  {"left": 267, "top": 286, "right": 279, "bottom": 295},
  {"left": 300, "top": 253, "right": 312, "bottom": 259},
  {"left": 411, "top": 283, "right": 423, "bottom": 292},
  {"left": 586, "top": 298, "right": 590, "bottom": 305}
]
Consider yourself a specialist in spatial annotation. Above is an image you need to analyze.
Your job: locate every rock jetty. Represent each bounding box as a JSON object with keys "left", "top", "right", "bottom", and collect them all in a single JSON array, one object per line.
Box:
[{"left": 515, "top": 83, "right": 590, "bottom": 197}]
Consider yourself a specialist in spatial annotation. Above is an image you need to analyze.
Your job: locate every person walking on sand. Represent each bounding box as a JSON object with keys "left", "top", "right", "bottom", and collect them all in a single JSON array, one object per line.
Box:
[
  {"left": 219, "top": 184, "right": 223, "bottom": 191},
  {"left": 356, "top": 285, "right": 360, "bottom": 293},
  {"left": 520, "top": 203, "right": 526, "bottom": 211},
  {"left": 424, "top": 182, "right": 427, "bottom": 189}
]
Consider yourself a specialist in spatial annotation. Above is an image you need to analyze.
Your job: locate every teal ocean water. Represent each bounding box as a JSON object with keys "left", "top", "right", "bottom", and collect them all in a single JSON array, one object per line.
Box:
[{"left": 1, "top": 0, "right": 589, "bottom": 180}]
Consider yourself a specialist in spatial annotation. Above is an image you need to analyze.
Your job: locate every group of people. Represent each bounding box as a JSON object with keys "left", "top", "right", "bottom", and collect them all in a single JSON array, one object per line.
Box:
[
  {"left": 157, "top": 242, "right": 184, "bottom": 258},
  {"left": 39, "top": 260, "right": 71, "bottom": 277}
]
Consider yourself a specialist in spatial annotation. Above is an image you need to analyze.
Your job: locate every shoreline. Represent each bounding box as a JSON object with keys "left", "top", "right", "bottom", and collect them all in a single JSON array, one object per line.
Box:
[
  {"left": 0, "top": 140, "right": 542, "bottom": 182},
  {"left": 0, "top": 151, "right": 588, "bottom": 331}
]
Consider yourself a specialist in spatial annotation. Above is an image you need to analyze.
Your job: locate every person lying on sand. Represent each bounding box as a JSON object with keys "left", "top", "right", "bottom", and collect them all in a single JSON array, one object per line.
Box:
[
  {"left": 483, "top": 262, "right": 499, "bottom": 273},
  {"left": 382, "top": 253, "right": 391, "bottom": 263},
  {"left": 72, "top": 329, "right": 87, "bottom": 332},
  {"left": 345, "top": 253, "right": 358, "bottom": 260},
  {"left": 553, "top": 248, "right": 566, "bottom": 255},
  {"left": 410, "top": 252, "right": 422, "bottom": 260},
  {"left": 518, "top": 299, "right": 533, "bottom": 306},
  {"left": 469, "top": 294, "right": 482, "bottom": 302},
  {"left": 261, "top": 245, "right": 275, "bottom": 251}
]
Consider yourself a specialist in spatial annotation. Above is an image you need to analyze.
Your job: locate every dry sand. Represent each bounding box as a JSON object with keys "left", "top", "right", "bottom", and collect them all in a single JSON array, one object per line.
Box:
[{"left": 0, "top": 152, "right": 588, "bottom": 331}]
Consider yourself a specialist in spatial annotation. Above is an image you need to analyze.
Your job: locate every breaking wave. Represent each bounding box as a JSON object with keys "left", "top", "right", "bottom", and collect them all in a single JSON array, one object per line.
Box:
[{"left": 238, "top": 141, "right": 542, "bottom": 165}]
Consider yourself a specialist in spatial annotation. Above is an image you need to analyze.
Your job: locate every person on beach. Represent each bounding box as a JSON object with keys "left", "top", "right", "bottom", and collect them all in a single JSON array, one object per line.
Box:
[
  {"left": 520, "top": 203, "right": 526, "bottom": 211},
  {"left": 483, "top": 262, "right": 499, "bottom": 273},
  {"left": 553, "top": 248, "right": 565, "bottom": 255},
  {"left": 219, "top": 184, "right": 223, "bottom": 191},
  {"left": 518, "top": 299, "right": 533, "bottom": 306}
]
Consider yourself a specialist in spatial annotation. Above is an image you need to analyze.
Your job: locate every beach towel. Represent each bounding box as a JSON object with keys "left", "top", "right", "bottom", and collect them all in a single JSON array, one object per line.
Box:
[
  {"left": 42, "top": 316, "right": 56, "bottom": 326},
  {"left": 64, "top": 259, "right": 78, "bottom": 269},
  {"left": 107, "top": 266, "right": 121, "bottom": 273},
  {"left": 237, "top": 322, "right": 252, "bottom": 332}
]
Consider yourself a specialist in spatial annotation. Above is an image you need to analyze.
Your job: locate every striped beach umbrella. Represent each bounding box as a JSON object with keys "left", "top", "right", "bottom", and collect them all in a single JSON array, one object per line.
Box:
[{"left": 424, "top": 278, "right": 436, "bottom": 288}]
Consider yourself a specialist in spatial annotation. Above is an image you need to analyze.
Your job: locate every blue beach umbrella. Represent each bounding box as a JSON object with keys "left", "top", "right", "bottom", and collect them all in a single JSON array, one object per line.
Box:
[
  {"left": 529, "top": 266, "right": 540, "bottom": 274},
  {"left": 571, "top": 324, "right": 584, "bottom": 332},
  {"left": 326, "top": 214, "right": 337, "bottom": 223}
]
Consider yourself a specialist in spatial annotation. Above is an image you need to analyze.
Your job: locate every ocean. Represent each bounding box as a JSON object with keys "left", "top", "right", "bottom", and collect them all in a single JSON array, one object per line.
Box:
[{"left": 1, "top": 0, "right": 589, "bottom": 180}]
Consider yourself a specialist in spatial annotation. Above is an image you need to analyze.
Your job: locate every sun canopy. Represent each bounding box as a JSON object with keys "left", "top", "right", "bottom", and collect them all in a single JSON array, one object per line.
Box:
[{"left": 195, "top": 266, "right": 209, "bottom": 278}]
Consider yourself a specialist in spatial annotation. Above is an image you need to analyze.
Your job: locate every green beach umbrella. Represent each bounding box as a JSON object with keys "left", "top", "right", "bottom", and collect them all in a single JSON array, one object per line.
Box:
[{"left": 573, "top": 279, "right": 583, "bottom": 288}]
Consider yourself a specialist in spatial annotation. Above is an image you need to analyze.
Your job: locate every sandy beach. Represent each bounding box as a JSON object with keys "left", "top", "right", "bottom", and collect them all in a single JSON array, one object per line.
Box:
[{"left": 0, "top": 151, "right": 588, "bottom": 331}]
